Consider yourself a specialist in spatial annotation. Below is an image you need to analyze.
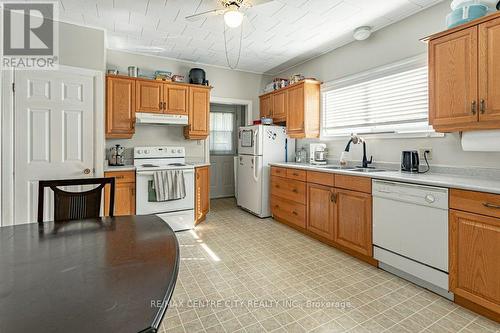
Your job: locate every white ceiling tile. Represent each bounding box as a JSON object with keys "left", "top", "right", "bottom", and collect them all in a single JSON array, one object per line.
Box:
[{"left": 55, "top": 0, "right": 443, "bottom": 73}]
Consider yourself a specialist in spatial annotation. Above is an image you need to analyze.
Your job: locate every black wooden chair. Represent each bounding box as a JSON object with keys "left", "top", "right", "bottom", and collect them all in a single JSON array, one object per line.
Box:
[{"left": 37, "top": 178, "right": 115, "bottom": 225}]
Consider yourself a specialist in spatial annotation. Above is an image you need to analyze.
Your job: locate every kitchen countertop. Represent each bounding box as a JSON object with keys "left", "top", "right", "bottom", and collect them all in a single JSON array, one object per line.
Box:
[
  {"left": 270, "top": 162, "right": 500, "bottom": 195},
  {"left": 188, "top": 162, "right": 211, "bottom": 168},
  {"left": 104, "top": 165, "right": 136, "bottom": 172}
]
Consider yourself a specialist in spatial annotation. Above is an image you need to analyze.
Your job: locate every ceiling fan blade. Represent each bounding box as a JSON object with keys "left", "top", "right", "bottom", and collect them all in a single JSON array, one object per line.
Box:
[
  {"left": 242, "top": 0, "right": 275, "bottom": 8},
  {"left": 185, "top": 9, "right": 225, "bottom": 22}
]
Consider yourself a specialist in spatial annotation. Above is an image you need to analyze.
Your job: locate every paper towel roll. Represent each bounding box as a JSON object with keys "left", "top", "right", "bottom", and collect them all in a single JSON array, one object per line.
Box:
[{"left": 461, "top": 130, "right": 500, "bottom": 151}]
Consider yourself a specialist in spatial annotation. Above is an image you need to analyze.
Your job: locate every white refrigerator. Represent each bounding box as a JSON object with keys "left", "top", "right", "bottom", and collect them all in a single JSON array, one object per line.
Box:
[{"left": 237, "top": 125, "right": 294, "bottom": 218}]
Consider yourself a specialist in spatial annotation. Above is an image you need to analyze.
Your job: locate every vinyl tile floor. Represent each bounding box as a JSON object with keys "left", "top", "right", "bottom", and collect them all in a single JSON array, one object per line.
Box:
[{"left": 159, "top": 198, "right": 499, "bottom": 333}]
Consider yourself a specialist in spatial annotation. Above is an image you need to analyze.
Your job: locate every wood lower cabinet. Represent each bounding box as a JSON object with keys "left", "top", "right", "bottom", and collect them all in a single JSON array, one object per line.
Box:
[
  {"left": 195, "top": 166, "right": 210, "bottom": 225},
  {"left": 185, "top": 86, "right": 210, "bottom": 139},
  {"left": 106, "top": 76, "right": 135, "bottom": 139},
  {"left": 426, "top": 11, "right": 500, "bottom": 132},
  {"left": 333, "top": 188, "right": 372, "bottom": 257},
  {"left": 450, "top": 210, "right": 500, "bottom": 320},
  {"left": 449, "top": 188, "right": 500, "bottom": 322},
  {"left": 136, "top": 80, "right": 163, "bottom": 113},
  {"left": 104, "top": 171, "right": 136, "bottom": 216},
  {"left": 307, "top": 183, "right": 334, "bottom": 240},
  {"left": 270, "top": 166, "right": 374, "bottom": 263},
  {"left": 164, "top": 84, "right": 189, "bottom": 115}
]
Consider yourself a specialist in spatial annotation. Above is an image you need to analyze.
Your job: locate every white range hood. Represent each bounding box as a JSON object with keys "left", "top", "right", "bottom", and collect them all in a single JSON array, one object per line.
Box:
[{"left": 136, "top": 112, "right": 188, "bottom": 125}]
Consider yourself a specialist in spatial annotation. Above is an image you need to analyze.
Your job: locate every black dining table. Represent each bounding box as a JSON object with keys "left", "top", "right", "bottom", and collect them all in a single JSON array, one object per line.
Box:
[{"left": 0, "top": 215, "right": 179, "bottom": 333}]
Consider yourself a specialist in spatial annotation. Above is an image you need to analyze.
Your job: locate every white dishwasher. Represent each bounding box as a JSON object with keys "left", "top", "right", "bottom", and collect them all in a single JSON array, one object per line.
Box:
[{"left": 372, "top": 180, "right": 452, "bottom": 299}]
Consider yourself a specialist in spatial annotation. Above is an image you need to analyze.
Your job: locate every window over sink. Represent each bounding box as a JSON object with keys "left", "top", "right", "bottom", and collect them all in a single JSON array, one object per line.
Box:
[{"left": 322, "top": 55, "right": 441, "bottom": 138}]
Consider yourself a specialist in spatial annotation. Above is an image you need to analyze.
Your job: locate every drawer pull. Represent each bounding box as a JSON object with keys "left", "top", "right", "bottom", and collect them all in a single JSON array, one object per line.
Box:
[
  {"left": 293, "top": 173, "right": 299, "bottom": 176},
  {"left": 275, "top": 184, "right": 280, "bottom": 188},
  {"left": 292, "top": 211, "right": 298, "bottom": 216},
  {"left": 115, "top": 176, "right": 124, "bottom": 179},
  {"left": 292, "top": 188, "right": 298, "bottom": 193},
  {"left": 483, "top": 202, "right": 500, "bottom": 209},
  {"left": 274, "top": 205, "right": 280, "bottom": 209}
]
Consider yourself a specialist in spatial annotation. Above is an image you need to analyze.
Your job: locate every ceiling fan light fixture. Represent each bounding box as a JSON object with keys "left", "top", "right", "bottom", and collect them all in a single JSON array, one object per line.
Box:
[{"left": 224, "top": 5, "right": 243, "bottom": 28}]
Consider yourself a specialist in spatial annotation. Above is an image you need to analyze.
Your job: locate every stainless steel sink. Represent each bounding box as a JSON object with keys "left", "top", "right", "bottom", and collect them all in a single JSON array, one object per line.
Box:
[
  {"left": 323, "top": 166, "right": 357, "bottom": 170},
  {"left": 350, "top": 168, "right": 387, "bottom": 173}
]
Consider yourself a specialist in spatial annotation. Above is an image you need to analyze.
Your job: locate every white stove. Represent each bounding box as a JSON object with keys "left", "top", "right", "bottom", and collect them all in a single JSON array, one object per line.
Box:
[{"left": 134, "top": 146, "right": 195, "bottom": 231}]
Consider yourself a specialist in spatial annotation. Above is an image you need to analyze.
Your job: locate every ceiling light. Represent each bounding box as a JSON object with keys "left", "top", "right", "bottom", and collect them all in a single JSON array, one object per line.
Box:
[
  {"left": 353, "top": 26, "right": 372, "bottom": 41},
  {"left": 224, "top": 5, "right": 243, "bottom": 28}
]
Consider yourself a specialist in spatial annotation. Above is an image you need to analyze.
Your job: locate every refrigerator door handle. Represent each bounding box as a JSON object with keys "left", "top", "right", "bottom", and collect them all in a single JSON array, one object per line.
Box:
[{"left": 252, "top": 157, "right": 259, "bottom": 182}]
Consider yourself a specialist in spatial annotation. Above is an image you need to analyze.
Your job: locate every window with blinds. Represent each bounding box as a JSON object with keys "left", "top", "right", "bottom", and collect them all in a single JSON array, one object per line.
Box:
[
  {"left": 210, "top": 112, "right": 235, "bottom": 154},
  {"left": 322, "top": 58, "right": 433, "bottom": 137}
]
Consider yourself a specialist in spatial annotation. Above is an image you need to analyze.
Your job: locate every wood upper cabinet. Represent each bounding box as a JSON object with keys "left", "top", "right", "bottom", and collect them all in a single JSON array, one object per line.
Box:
[
  {"left": 259, "top": 80, "right": 320, "bottom": 138},
  {"left": 287, "top": 84, "right": 305, "bottom": 134},
  {"left": 449, "top": 209, "right": 500, "bottom": 317},
  {"left": 195, "top": 166, "right": 210, "bottom": 225},
  {"left": 287, "top": 81, "right": 320, "bottom": 138},
  {"left": 427, "top": 12, "right": 500, "bottom": 132},
  {"left": 479, "top": 17, "right": 500, "bottom": 122},
  {"left": 104, "top": 171, "right": 136, "bottom": 216},
  {"left": 106, "top": 76, "right": 136, "bottom": 139},
  {"left": 185, "top": 86, "right": 210, "bottom": 139},
  {"left": 272, "top": 89, "right": 287, "bottom": 122},
  {"left": 429, "top": 27, "right": 478, "bottom": 129},
  {"left": 333, "top": 188, "right": 372, "bottom": 257},
  {"left": 259, "top": 94, "right": 272, "bottom": 118},
  {"left": 164, "top": 84, "right": 189, "bottom": 115},
  {"left": 136, "top": 80, "right": 163, "bottom": 113},
  {"left": 307, "top": 183, "right": 335, "bottom": 240}
]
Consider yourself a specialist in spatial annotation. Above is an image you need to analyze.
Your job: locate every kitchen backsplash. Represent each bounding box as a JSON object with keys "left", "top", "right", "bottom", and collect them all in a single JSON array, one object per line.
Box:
[{"left": 105, "top": 125, "right": 205, "bottom": 165}]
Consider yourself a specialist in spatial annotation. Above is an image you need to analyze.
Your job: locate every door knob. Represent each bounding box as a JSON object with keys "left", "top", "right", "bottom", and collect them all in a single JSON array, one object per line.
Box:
[{"left": 83, "top": 168, "right": 91, "bottom": 175}]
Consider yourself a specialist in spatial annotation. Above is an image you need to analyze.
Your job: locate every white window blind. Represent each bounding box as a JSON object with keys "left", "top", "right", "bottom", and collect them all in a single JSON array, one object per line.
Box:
[
  {"left": 210, "top": 112, "right": 234, "bottom": 154},
  {"left": 323, "top": 60, "right": 432, "bottom": 137}
]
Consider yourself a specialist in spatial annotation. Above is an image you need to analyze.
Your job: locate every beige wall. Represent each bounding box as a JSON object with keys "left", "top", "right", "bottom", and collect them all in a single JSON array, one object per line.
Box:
[
  {"left": 59, "top": 22, "right": 105, "bottom": 71},
  {"left": 270, "top": 1, "right": 500, "bottom": 169}
]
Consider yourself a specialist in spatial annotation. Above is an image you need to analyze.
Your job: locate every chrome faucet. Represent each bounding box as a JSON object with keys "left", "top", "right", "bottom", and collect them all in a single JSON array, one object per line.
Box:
[{"left": 344, "top": 135, "right": 373, "bottom": 168}]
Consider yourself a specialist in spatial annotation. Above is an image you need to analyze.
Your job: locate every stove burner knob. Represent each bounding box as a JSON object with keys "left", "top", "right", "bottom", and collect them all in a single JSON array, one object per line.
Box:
[
  {"left": 144, "top": 150, "right": 150, "bottom": 154},
  {"left": 177, "top": 149, "right": 182, "bottom": 153},
  {"left": 171, "top": 149, "right": 176, "bottom": 153},
  {"left": 136, "top": 150, "right": 142, "bottom": 154}
]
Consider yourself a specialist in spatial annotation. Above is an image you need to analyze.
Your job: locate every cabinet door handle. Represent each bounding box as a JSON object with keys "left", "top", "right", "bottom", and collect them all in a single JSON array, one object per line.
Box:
[
  {"left": 480, "top": 99, "right": 486, "bottom": 114},
  {"left": 483, "top": 202, "right": 500, "bottom": 209},
  {"left": 471, "top": 101, "right": 477, "bottom": 115},
  {"left": 330, "top": 192, "right": 337, "bottom": 203},
  {"left": 292, "top": 211, "right": 298, "bottom": 216},
  {"left": 163, "top": 102, "right": 167, "bottom": 110},
  {"left": 159, "top": 102, "right": 163, "bottom": 110}
]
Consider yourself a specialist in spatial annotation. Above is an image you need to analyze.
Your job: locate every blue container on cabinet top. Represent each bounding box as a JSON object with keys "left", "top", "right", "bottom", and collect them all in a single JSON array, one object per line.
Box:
[{"left": 446, "top": 4, "right": 489, "bottom": 28}]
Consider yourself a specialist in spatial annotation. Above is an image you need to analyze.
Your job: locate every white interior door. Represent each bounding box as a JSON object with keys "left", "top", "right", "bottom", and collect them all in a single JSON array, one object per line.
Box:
[
  {"left": 14, "top": 70, "right": 95, "bottom": 224},
  {"left": 210, "top": 155, "right": 235, "bottom": 198}
]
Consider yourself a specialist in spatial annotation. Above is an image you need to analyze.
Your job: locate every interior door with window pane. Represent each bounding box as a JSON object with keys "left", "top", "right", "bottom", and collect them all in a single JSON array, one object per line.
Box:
[{"left": 210, "top": 110, "right": 236, "bottom": 198}]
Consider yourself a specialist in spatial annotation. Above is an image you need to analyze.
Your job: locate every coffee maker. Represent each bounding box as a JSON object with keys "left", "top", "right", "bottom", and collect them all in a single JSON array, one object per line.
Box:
[
  {"left": 309, "top": 143, "right": 328, "bottom": 165},
  {"left": 109, "top": 144, "right": 125, "bottom": 166}
]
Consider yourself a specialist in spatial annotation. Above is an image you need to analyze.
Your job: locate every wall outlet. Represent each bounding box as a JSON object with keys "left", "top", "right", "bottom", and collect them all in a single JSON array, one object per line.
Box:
[{"left": 419, "top": 148, "right": 433, "bottom": 160}]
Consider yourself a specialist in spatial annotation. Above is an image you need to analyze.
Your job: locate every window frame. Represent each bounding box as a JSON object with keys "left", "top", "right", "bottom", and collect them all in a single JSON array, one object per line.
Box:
[
  {"left": 320, "top": 54, "right": 444, "bottom": 140},
  {"left": 209, "top": 108, "right": 237, "bottom": 155}
]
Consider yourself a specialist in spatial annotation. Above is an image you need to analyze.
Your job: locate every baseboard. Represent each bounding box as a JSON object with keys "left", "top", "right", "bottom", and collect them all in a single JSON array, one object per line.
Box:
[
  {"left": 273, "top": 216, "right": 378, "bottom": 267},
  {"left": 454, "top": 295, "right": 500, "bottom": 323}
]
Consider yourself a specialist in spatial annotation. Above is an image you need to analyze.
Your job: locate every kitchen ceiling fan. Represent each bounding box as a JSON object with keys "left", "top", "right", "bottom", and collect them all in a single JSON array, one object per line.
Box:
[{"left": 185, "top": 0, "right": 275, "bottom": 28}]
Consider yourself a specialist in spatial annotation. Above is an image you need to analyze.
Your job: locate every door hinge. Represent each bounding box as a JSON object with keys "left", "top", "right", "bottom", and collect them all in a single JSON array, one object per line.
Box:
[{"left": 11, "top": 82, "right": 15, "bottom": 93}]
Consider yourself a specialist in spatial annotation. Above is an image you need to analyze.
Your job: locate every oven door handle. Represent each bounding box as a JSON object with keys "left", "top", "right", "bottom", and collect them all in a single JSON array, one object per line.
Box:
[{"left": 137, "top": 170, "right": 194, "bottom": 176}]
